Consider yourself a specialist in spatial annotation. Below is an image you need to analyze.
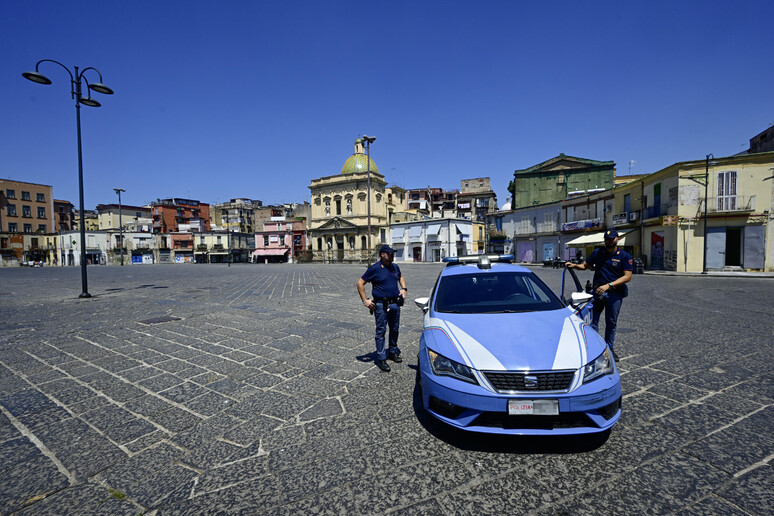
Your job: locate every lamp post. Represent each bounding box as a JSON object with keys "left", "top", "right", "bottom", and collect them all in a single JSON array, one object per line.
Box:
[
  {"left": 23, "top": 59, "right": 114, "bottom": 298},
  {"left": 702, "top": 153, "right": 715, "bottom": 275},
  {"left": 362, "top": 135, "right": 375, "bottom": 260},
  {"left": 114, "top": 188, "right": 125, "bottom": 265}
]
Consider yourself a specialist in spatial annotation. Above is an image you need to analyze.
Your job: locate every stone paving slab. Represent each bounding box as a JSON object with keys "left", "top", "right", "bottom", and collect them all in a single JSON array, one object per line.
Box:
[{"left": 0, "top": 263, "right": 772, "bottom": 514}]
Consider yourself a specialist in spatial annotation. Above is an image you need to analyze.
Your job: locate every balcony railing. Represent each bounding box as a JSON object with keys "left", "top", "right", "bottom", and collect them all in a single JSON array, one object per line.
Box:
[
  {"left": 706, "top": 195, "right": 756, "bottom": 213},
  {"left": 562, "top": 218, "right": 601, "bottom": 232},
  {"left": 642, "top": 204, "right": 675, "bottom": 219}
]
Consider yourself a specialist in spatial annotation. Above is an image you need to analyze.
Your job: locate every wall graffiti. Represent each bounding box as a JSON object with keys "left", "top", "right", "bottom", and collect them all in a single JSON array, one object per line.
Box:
[{"left": 664, "top": 248, "right": 677, "bottom": 270}]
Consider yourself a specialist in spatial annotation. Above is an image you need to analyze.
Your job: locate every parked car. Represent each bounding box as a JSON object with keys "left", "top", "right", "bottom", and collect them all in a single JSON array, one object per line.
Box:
[{"left": 414, "top": 254, "right": 621, "bottom": 435}]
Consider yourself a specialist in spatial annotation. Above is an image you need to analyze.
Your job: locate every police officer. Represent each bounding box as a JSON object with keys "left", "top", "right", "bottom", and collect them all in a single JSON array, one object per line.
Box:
[
  {"left": 566, "top": 229, "right": 632, "bottom": 361},
  {"left": 356, "top": 245, "right": 407, "bottom": 372}
]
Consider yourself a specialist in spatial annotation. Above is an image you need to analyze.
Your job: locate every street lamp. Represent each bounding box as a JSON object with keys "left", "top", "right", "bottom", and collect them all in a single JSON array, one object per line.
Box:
[
  {"left": 362, "top": 135, "right": 375, "bottom": 260},
  {"left": 114, "top": 188, "right": 125, "bottom": 265},
  {"left": 701, "top": 153, "right": 716, "bottom": 275},
  {"left": 23, "top": 59, "right": 114, "bottom": 297}
]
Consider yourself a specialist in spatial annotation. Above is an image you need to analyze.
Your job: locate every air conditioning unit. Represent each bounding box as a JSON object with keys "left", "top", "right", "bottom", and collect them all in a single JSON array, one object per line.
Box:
[{"left": 629, "top": 212, "right": 639, "bottom": 222}]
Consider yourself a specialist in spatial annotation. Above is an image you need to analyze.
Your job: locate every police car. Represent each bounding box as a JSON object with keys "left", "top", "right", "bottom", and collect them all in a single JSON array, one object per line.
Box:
[{"left": 414, "top": 254, "right": 621, "bottom": 435}]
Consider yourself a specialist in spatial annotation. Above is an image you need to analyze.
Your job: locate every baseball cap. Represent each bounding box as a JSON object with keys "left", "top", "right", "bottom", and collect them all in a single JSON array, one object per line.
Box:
[
  {"left": 604, "top": 229, "right": 619, "bottom": 239},
  {"left": 379, "top": 245, "right": 396, "bottom": 254}
]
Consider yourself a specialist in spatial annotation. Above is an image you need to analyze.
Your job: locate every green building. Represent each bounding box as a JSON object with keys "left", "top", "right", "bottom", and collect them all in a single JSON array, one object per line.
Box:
[{"left": 509, "top": 154, "right": 616, "bottom": 209}]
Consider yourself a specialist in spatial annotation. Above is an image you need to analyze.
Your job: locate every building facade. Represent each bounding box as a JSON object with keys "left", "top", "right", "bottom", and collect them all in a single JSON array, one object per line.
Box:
[
  {"left": 253, "top": 219, "right": 306, "bottom": 263},
  {"left": 457, "top": 177, "right": 497, "bottom": 221},
  {"left": 509, "top": 154, "right": 615, "bottom": 209},
  {"left": 151, "top": 198, "right": 211, "bottom": 234},
  {"left": 211, "top": 198, "right": 263, "bottom": 233},
  {"left": 96, "top": 203, "right": 152, "bottom": 230},
  {"left": 0, "top": 179, "right": 55, "bottom": 266},
  {"left": 308, "top": 138, "right": 405, "bottom": 262},
  {"left": 389, "top": 219, "right": 481, "bottom": 262}
]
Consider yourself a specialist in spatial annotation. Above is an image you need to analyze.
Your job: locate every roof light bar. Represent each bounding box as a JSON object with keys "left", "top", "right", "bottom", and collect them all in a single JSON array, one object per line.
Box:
[{"left": 442, "top": 254, "right": 514, "bottom": 268}]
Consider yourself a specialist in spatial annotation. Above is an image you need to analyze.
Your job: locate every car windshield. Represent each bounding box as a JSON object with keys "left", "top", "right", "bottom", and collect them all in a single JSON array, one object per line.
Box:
[{"left": 434, "top": 271, "right": 565, "bottom": 313}]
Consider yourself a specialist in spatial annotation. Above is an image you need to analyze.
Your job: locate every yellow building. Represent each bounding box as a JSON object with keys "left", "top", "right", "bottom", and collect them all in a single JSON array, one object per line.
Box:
[
  {"left": 609, "top": 152, "right": 773, "bottom": 272},
  {"left": 308, "top": 138, "right": 405, "bottom": 262}
]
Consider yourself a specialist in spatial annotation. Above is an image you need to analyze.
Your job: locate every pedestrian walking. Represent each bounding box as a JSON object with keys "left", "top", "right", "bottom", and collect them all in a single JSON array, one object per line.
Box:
[
  {"left": 356, "top": 245, "right": 407, "bottom": 372},
  {"left": 566, "top": 229, "right": 632, "bottom": 361}
]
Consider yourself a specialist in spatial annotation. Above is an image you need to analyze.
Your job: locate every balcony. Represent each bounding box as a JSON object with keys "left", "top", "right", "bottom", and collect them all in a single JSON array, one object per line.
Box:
[
  {"left": 706, "top": 195, "right": 756, "bottom": 213},
  {"left": 642, "top": 204, "right": 673, "bottom": 220},
  {"left": 562, "top": 218, "right": 601, "bottom": 232}
]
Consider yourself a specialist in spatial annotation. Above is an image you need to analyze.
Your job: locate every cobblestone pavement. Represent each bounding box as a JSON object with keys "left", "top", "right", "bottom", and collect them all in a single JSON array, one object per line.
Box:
[{"left": 0, "top": 263, "right": 772, "bottom": 515}]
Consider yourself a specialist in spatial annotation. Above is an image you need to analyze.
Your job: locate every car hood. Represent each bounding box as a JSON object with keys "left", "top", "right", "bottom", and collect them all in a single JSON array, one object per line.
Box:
[{"left": 424, "top": 309, "right": 604, "bottom": 371}]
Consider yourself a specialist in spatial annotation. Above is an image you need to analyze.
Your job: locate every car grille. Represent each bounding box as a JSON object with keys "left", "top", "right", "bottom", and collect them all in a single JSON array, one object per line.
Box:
[
  {"left": 483, "top": 371, "right": 575, "bottom": 392},
  {"left": 473, "top": 412, "right": 592, "bottom": 430}
]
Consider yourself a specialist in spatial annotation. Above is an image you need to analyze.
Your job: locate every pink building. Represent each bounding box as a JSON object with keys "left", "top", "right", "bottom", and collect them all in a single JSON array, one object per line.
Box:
[{"left": 253, "top": 219, "right": 306, "bottom": 263}]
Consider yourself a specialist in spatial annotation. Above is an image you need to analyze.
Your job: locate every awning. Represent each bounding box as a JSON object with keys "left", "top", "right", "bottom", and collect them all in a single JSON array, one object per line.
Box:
[
  {"left": 391, "top": 227, "right": 405, "bottom": 240},
  {"left": 426, "top": 224, "right": 441, "bottom": 236},
  {"left": 455, "top": 224, "right": 472, "bottom": 235},
  {"left": 408, "top": 227, "right": 422, "bottom": 240},
  {"left": 566, "top": 230, "right": 638, "bottom": 247},
  {"left": 252, "top": 248, "right": 289, "bottom": 256}
]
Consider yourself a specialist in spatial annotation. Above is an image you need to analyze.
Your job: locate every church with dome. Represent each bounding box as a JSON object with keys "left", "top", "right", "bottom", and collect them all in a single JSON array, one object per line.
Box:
[{"left": 308, "top": 138, "right": 406, "bottom": 262}]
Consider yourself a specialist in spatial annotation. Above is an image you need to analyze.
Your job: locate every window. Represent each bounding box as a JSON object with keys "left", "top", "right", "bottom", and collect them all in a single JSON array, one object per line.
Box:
[
  {"left": 717, "top": 171, "right": 738, "bottom": 211},
  {"left": 217, "top": 236, "right": 222, "bottom": 244},
  {"left": 435, "top": 272, "right": 563, "bottom": 314},
  {"left": 8, "top": 223, "right": 17, "bottom": 232},
  {"left": 6, "top": 204, "right": 16, "bottom": 217},
  {"left": 336, "top": 199, "right": 341, "bottom": 215},
  {"left": 36, "top": 193, "right": 45, "bottom": 202},
  {"left": 21, "top": 191, "right": 31, "bottom": 201},
  {"left": 38, "top": 224, "right": 46, "bottom": 233},
  {"left": 23, "top": 223, "right": 32, "bottom": 233},
  {"left": 263, "top": 236, "right": 269, "bottom": 246},
  {"left": 411, "top": 193, "right": 420, "bottom": 200},
  {"left": 6, "top": 189, "right": 16, "bottom": 199},
  {"left": 136, "top": 212, "right": 142, "bottom": 218},
  {"left": 31, "top": 238, "right": 39, "bottom": 248},
  {"left": 22, "top": 206, "right": 32, "bottom": 218},
  {"left": 0, "top": 237, "right": 8, "bottom": 248},
  {"left": 37, "top": 207, "right": 46, "bottom": 218},
  {"left": 361, "top": 236, "right": 367, "bottom": 250}
]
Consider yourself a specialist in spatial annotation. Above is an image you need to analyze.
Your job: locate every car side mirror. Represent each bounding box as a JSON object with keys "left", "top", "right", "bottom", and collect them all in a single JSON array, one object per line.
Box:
[
  {"left": 414, "top": 297, "right": 430, "bottom": 313},
  {"left": 570, "top": 292, "right": 593, "bottom": 308}
]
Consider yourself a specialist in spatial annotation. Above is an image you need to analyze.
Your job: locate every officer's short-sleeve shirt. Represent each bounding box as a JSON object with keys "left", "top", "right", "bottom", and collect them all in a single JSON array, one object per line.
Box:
[
  {"left": 587, "top": 247, "right": 633, "bottom": 286},
  {"left": 361, "top": 261, "right": 402, "bottom": 298}
]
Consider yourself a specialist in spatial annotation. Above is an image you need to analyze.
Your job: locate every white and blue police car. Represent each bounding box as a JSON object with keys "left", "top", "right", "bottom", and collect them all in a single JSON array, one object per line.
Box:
[{"left": 414, "top": 254, "right": 621, "bottom": 436}]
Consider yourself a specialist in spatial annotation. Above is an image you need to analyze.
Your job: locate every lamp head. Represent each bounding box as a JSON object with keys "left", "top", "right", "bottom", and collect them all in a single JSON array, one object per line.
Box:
[
  {"left": 22, "top": 71, "right": 52, "bottom": 85},
  {"left": 89, "top": 82, "right": 114, "bottom": 95},
  {"left": 79, "top": 97, "right": 101, "bottom": 107}
]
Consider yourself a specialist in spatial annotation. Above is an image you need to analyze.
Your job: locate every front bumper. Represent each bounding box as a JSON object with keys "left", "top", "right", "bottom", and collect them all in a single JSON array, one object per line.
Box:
[{"left": 420, "top": 365, "right": 621, "bottom": 435}]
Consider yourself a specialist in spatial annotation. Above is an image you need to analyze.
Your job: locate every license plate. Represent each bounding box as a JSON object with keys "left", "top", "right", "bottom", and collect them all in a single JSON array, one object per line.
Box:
[{"left": 508, "top": 399, "right": 559, "bottom": 415}]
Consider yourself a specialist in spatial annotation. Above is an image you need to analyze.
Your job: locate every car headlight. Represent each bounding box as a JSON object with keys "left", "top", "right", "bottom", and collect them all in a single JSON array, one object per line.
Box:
[
  {"left": 427, "top": 349, "right": 478, "bottom": 385},
  {"left": 582, "top": 348, "right": 614, "bottom": 384}
]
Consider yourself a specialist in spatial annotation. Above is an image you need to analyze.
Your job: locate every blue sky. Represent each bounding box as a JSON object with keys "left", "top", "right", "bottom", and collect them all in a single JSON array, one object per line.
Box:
[{"left": 3, "top": 1, "right": 773, "bottom": 210}]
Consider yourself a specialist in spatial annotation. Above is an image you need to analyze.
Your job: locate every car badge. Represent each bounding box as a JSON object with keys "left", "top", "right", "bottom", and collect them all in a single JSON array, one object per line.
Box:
[{"left": 524, "top": 375, "right": 539, "bottom": 389}]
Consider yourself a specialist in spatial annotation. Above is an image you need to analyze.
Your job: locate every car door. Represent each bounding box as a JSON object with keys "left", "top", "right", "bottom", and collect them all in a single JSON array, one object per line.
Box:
[{"left": 561, "top": 267, "right": 593, "bottom": 322}]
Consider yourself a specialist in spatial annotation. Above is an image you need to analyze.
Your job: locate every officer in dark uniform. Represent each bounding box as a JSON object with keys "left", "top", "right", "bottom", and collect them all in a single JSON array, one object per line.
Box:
[
  {"left": 566, "top": 229, "right": 633, "bottom": 360},
  {"left": 356, "top": 245, "right": 407, "bottom": 372}
]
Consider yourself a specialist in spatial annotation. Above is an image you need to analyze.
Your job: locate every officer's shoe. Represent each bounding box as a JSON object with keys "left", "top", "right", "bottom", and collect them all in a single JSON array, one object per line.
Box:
[
  {"left": 388, "top": 353, "right": 403, "bottom": 363},
  {"left": 376, "top": 360, "right": 391, "bottom": 372},
  {"left": 611, "top": 349, "right": 620, "bottom": 362}
]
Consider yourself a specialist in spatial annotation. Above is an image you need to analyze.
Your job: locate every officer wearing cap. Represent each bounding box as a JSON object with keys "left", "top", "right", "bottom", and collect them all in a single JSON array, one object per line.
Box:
[
  {"left": 356, "top": 245, "right": 407, "bottom": 372},
  {"left": 566, "top": 229, "right": 632, "bottom": 360}
]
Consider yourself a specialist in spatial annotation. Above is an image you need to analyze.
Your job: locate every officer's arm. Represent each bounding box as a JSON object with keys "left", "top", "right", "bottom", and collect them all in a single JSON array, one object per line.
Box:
[
  {"left": 356, "top": 278, "right": 368, "bottom": 302},
  {"left": 616, "top": 270, "right": 633, "bottom": 286}
]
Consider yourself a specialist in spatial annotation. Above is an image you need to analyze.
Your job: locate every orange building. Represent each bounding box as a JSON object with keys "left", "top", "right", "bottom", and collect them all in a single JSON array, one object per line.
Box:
[{"left": 151, "top": 198, "right": 210, "bottom": 234}]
